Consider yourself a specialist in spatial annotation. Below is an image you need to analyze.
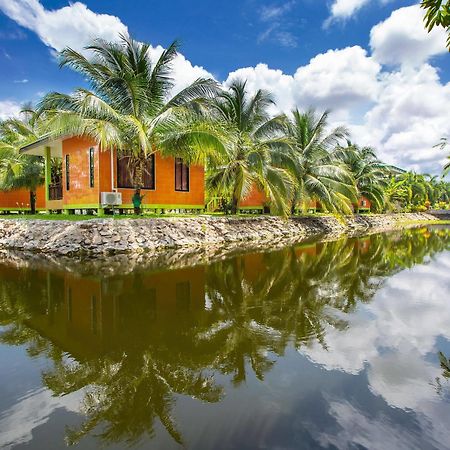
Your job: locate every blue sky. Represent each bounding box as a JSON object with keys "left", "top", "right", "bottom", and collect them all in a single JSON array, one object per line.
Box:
[{"left": 0, "top": 0, "right": 449, "bottom": 173}]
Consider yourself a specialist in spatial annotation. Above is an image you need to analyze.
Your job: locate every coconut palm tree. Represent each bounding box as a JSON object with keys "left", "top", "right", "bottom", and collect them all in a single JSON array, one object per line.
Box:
[
  {"left": 204, "top": 79, "right": 294, "bottom": 216},
  {"left": 280, "top": 109, "right": 358, "bottom": 214},
  {"left": 38, "top": 35, "right": 220, "bottom": 213},
  {"left": 0, "top": 109, "right": 45, "bottom": 214},
  {"left": 337, "top": 143, "right": 394, "bottom": 212}
]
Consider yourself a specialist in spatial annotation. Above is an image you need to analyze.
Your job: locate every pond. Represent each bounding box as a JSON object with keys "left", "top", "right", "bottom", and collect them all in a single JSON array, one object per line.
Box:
[{"left": 0, "top": 226, "right": 450, "bottom": 450}]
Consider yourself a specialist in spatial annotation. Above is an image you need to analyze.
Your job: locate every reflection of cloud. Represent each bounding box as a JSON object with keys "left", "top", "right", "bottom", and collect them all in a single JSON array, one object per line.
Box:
[
  {"left": 316, "top": 399, "right": 447, "bottom": 450},
  {"left": 0, "top": 387, "right": 82, "bottom": 449},
  {"left": 301, "top": 251, "right": 450, "bottom": 448}
]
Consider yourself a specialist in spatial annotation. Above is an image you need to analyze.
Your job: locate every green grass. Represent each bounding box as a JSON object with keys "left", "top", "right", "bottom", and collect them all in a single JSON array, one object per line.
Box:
[
  {"left": 0, "top": 212, "right": 267, "bottom": 221},
  {"left": 1, "top": 212, "right": 449, "bottom": 223}
]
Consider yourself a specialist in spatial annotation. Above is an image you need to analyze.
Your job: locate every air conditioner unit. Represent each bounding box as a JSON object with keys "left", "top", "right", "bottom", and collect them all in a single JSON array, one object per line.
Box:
[{"left": 101, "top": 192, "right": 122, "bottom": 206}]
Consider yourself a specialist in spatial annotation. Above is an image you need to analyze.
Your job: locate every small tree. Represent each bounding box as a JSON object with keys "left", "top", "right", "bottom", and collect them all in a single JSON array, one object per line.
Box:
[{"left": 0, "top": 110, "right": 45, "bottom": 214}]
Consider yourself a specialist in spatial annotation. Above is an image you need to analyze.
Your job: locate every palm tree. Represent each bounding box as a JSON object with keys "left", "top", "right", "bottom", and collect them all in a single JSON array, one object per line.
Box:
[
  {"left": 204, "top": 79, "right": 294, "bottom": 216},
  {"left": 0, "top": 109, "right": 45, "bottom": 214},
  {"left": 38, "top": 35, "right": 220, "bottom": 213},
  {"left": 337, "top": 143, "right": 394, "bottom": 212},
  {"left": 282, "top": 108, "right": 356, "bottom": 214}
]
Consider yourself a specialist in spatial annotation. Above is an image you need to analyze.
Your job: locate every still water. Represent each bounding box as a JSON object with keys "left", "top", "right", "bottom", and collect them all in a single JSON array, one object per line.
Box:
[{"left": 0, "top": 227, "right": 450, "bottom": 450}]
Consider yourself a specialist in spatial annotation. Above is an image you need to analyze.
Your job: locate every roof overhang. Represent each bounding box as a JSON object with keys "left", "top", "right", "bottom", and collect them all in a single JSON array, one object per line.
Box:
[{"left": 20, "top": 135, "right": 69, "bottom": 157}]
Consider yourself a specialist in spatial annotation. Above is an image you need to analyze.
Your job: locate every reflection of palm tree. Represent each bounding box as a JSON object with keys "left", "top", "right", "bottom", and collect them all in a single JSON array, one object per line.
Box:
[
  {"left": 205, "top": 258, "right": 283, "bottom": 384},
  {"left": 43, "top": 352, "right": 222, "bottom": 446}
]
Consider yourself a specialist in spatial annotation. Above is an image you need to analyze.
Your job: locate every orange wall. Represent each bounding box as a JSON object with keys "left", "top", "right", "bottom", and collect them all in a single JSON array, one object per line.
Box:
[
  {"left": 239, "top": 184, "right": 267, "bottom": 208},
  {"left": 62, "top": 137, "right": 100, "bottom": 207},
  {"left": 107, "top": 150, "right": 205, "bottom": 207},
  {"left": 0, "top": 185, "right": 45, "bottom": 209}
]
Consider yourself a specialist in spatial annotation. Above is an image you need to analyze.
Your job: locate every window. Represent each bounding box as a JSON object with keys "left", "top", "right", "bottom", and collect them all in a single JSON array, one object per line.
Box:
[
  {"left": 65, "top": 155, "right": 70, "bottom": 191},
  {"left": 89, "top": 147, "right": 95, "bottom": 188},
  {"left": 117, "top": 154, "right": 155, "bottom": 189},
  {"left": 175, "top": 158, "right": 189, "bottom": 192}
]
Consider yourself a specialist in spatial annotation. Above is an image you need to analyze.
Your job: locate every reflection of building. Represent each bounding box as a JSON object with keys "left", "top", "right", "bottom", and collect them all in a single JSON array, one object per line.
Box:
[
  {"left": 21, "top": 266, "right": 206, "bottom": 359},
  {"left": 356, "top": 237, "right": 371, "bottom": 254},
  {"left": 295, "top": 242, "right": 317, "bottom": 257}
]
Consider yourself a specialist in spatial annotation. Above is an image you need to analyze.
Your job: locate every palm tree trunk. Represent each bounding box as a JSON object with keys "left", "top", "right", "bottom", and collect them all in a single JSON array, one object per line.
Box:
[
  {"left": 133, "top": 157, "right": 145, "bottom": 215},
  {"left": 29, "top": 190, "right": 36, "bottom": 215},
  {"left": 231, "top": 194, "right": 239, "bottom": 215}
]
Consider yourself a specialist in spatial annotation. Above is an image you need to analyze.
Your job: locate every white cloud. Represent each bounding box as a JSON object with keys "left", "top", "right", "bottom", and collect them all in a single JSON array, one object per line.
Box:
[
  {"left": 325, "top": 0, "right": 394, "bottom": 25},
  {"left": 370, "top": 5, "right": 448, "bottom": 67},
  {"left": 226, "top": 46, "right": 380, "bottom": 121},
  {"left": 361, "top": 64, "right": 450, "bottom": 172},
  {"left": 328, "top": 0, "right": 371, "bottom": 20},
  {"left": 260, "top": 1, "right": 295, "bottom": 22},
  {"left": 293, "top": 46, "right": 380, "bottom": 114},
  {"left": 0, "top": 100, "right": 22, "bottom": 120},
  {"left": 13, "top": 79, "right": 28, "bottom": 84},
  {"left": 0, "top": 0, "right": 128, "bottom": 53}
]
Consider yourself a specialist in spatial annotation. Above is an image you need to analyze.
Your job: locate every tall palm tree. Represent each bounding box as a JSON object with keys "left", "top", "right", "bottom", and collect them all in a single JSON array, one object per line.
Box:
[
  {"left": 282, "top": 108, "right": 356, "bottom": 214},
  {"left": 0, "top": 109, "right": 45, "bottom": 214},
  {"left": 204, "top": 79, "right": 294, "bottom": 216},
  {"left": 38, "top": 35, "right": 220, "bottom": 213}
]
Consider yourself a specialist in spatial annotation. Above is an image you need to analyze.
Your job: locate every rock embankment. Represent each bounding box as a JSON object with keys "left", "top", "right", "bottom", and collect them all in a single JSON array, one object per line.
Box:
[{"left": 0, "top": 213, "right": 441, "bottom": 256}]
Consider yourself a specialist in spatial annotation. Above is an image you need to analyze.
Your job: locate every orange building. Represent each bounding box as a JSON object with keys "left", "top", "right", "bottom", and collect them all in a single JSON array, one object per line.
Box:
[
  {"left": 4, "top": 135, "right": 205, "bottom": 214},
  {"left": 355, "top": 196, "right": 372, "bottom": 212}
]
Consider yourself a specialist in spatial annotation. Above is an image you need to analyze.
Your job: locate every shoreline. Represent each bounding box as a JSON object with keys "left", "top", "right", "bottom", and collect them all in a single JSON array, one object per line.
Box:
[{"left": 0, "top": 213, "right": 447, "bottom": 258}]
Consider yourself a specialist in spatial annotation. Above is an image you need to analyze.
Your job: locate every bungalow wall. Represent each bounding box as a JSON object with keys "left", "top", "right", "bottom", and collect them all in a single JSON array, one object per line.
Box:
[
  {"left": 239, "top": 184, "right": 267, "bottom": 209},
  {"left": 0, "top": 185, "right": 46, "bottom": 210}
]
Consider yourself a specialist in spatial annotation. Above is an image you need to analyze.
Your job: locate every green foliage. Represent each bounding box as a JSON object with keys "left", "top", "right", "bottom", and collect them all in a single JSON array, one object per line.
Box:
[{"left": 420, "top": 0, "right": 450, "bottom": 50}]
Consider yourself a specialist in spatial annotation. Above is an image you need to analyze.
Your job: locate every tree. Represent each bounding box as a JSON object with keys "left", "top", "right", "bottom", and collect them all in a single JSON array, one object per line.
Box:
[
  {"left": 205, "top": 79, "right": 294, "bottom": 215},
  {"left": 0, "top": 109, "right": 45, "bottom": 214},
  {"left": 282, "top": 108, "right": 356, "bottom": 214},
  {"left": 385, "top": 171, "right": 438, "bottom": 211},
  {"left": 39, "top": 35, "right": 219, "bottom": 214},
  {"left": 420, "top": 0, "right": 450, "bottom": 50},
  {"left": 337, "top": 143, "right": 398, "bottom": 212}
]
